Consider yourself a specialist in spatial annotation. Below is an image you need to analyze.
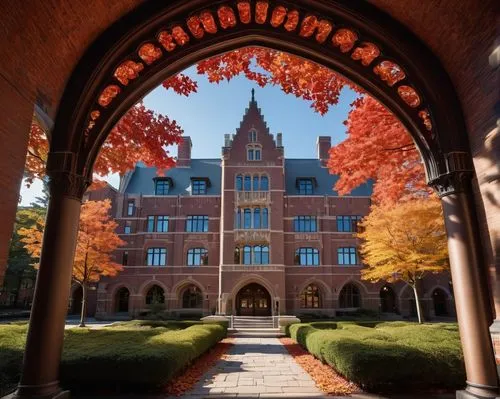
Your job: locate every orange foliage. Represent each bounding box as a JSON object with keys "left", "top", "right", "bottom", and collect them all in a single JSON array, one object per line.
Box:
[
  {"left": 328, "top": 96, "right": 432, "bottom": 204},
  {"left": 280, "top": 337, "right": 360, "bottom": 395},
  {"left": 19, "top": 199, "right": 125, "bottom": 285}
]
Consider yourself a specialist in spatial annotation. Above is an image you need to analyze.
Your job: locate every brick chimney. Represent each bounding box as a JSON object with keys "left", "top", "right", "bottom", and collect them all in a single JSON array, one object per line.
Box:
[
  {"left": 316, "top": 136, "right": 331, "bottom": 166},
  {"left": 177, "top": 136, "right": 192, "bottom": 167}
]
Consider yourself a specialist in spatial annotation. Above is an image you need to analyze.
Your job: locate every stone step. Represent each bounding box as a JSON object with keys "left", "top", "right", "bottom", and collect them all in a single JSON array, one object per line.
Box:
[{"left": 228, "top": 327, "right": 284, "bottom": 337}]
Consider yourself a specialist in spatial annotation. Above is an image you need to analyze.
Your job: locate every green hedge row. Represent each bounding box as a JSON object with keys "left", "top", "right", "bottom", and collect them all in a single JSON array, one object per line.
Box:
[
  {"left": 0, "top": 320, "right": 227, "bottom": 395},
  {"left": 288, "top": 321, "right": 464, "bottom": 392}
]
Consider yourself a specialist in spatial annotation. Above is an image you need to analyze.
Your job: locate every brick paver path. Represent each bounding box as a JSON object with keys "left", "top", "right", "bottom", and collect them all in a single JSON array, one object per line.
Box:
[{"left": 182, "top": 336, "right": 327, "bottom": 398}]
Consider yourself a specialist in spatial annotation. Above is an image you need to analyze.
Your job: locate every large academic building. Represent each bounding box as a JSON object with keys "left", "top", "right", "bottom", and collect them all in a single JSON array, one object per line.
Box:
[{"left": 84, "top": 93, "right": 455, "bottom": 320}]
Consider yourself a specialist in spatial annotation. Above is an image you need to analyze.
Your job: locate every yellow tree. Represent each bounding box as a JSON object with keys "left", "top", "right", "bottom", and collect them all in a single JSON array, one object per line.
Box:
[
  {"left": 358, "top": 198, "right": 449, "bottom": 323},
  {"left": 19, "top": 199, "right": 125, "bottom": 327}
]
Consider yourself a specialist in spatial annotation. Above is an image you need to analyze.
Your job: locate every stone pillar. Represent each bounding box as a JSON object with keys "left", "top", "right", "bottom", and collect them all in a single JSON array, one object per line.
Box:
[
  {"left": 432, "top": 161, "right": 499, "bottom": 398},
  {"left": 14, "top": 166, "right": 88, "bottom": 399}
]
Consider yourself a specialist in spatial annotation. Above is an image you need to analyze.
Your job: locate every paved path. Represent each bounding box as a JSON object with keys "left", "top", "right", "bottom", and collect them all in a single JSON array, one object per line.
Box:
[{"left": 182, "top": 336, "right": 327, "bottom": 398}]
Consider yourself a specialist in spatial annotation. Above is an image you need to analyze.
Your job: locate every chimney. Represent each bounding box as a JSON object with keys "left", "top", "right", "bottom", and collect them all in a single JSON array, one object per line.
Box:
[
  {"left": 316, "top": 136, "right": 331, "bottom": 166},
  {"left": 277, "top": 132, "right": 283, "bottom": 147},
  {"left": 224, "top": 134, "right": 231, "bottom": 147},
  {"left": 177, "top": 136, "right": 192, "bottom": 167}
]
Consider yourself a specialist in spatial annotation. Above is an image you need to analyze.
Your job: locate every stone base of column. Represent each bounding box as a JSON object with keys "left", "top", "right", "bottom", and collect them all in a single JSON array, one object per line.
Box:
[
  {"left": 3, "top": 390, "right": 70, "bottom": 399},
  {"left": 489, "top": 319, "right": 500, "bottom": 366},
  {"left": 456, "top": 388, "right": 499, "bottom": 398}
]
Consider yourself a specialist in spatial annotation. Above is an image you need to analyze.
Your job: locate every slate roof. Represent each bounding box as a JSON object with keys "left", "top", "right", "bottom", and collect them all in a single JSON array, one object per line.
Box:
[{"left": 123, "top": 159, "right": 372, "bottom": 197}]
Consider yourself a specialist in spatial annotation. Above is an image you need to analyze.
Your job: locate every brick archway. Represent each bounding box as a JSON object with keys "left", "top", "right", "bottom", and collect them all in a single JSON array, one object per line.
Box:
[{"left": 14, "top": 1, "right": 497, "bottom": 399}]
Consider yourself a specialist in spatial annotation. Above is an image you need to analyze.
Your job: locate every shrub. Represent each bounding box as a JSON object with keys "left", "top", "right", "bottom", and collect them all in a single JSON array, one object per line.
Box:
[{"left": 287, "top": 321, "right": 464, "bottom": 392}]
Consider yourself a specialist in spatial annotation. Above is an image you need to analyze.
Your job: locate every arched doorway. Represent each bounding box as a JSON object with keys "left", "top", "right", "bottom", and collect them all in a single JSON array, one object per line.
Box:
[
  {"left": 145, "top": 285, "right": 165, "bottom": 306},
  {"left": 432, "top": 288, "right": 449, "bottom": 316},
  {"left": 182, "top": 285, "right": 203, "bottom": 309},
  {"left": 380, "top": 285, "right": 397, "bottom": 313},
  {"left": 70, "top": 286, "right": 83, "bottom": 315},
  {"left": 15, "top": 2, "right": 498, "bottom": 398},
  {"left": 115, "top": 287, "right": 129, "bottom": 313},
  {"left": 338, "top": 283, "right": 361, "bottom": 308},
  {"left": 236, "top": 283, "right": 271, "bottom": 316}
]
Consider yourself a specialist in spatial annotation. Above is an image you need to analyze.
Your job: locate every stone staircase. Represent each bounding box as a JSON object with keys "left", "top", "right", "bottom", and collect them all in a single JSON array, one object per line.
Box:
[{"left": 229, "top": 316, "right": 283, "bottom": 337}]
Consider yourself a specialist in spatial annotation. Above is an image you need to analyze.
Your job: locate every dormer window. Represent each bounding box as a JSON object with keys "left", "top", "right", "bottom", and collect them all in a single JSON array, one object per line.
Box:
[
  {"left": 297, "top": 178, "right": 315, "bottom": 195},
  {"left": 247, "top": 144, "right": 262, "bottom": 161},
  {"left": 249, "top": 129, "right": 258, "bottom": 143},
  {"left": 154, "top": 178, "right": 172, "bottom": 195},
  {"left": 190, "top": 177, "right": 211, "bottom": 195}
]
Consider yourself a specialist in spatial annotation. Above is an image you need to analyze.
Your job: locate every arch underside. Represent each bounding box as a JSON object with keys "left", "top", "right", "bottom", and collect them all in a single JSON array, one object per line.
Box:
[{"left": 49, "top": 0, "right": 471, "bottom": 187}]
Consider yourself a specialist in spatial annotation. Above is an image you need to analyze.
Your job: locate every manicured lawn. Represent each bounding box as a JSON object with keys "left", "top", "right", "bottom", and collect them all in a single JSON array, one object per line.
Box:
[
  {"left": 0, "top": 320, "right": 227, "bottom": 396},
  {"left": 288, "top": 321, "right": 464, "bottom": 393}
]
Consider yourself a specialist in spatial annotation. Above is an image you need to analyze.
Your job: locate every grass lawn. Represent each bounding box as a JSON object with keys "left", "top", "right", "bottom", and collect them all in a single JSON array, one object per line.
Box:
[
  {"left": 288, "top": 321, "right": 464, "bottom": 393},
  {"left": 0, "top": 320, "right": 227, "bottom": 396}
]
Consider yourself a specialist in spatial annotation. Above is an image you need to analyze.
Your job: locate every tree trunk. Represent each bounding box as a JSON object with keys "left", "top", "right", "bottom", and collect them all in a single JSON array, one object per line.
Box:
[
  {"left": 79, "top": 283, "right": 87, "bottom": 327},
  {"left": 412, "top": 284, "right": 424, "bottom": 324}
]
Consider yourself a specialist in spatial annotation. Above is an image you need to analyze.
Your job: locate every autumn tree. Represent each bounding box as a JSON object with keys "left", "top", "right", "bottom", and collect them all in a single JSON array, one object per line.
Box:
[
  {"left": 358, "top": 198, "right": 449, "bottom": 323},
  {"left": 20, "top": 199, "right": 124, "bottom": 326}
]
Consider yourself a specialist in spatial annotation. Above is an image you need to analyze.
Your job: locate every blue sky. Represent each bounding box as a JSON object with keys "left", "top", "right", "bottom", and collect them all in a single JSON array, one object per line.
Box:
[{"left": 19, "top": 65, "right": 358, "bottom": 206}]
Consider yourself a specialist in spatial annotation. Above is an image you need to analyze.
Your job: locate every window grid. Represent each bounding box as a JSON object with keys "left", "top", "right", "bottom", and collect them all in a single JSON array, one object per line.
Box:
[
  {"left": 187, "top": 248, "right": 208, "bottom": 266},
  {"left": 186, "top": 216, "right": 209, "bottom": 232},
  {"left": 192, "top": 179, "right": 207, "bottom": 195},
  {"left": 241, "top": 245, "right": 270, "bottom": 265},
  {"left": 294, "top": 216, "right": 318, "bottom": 232},
  {"left": 295, "top": 247, "right": 320, "bottom": 266},
  {"left": 337, "top": 247, "right": 358, "bottom": 265},
  {"left": 147, "top": 248, "right": 167, "bottom": 266},
  {"left": 339, "top": 284, "right": 360, "bottom": 308},
  {"left": 155, "top": 180, "right": 170, "bottom": 195},
  {"left": 236, "top": 207, "right": 269, "bottom": 229},
  {"left": 127, "top": 201, "right": 134, "bottom": 216},
  {"left": 249, "top": 130, "right": 258, "bottom": 142},
  {"left": 236, "top": 174, "right": 269, "bottom": 191},
  {"left": 147, "top": 216, "right": 169, "bottom": 232},
  {"left": 247, "top": 145, "right": 262, "bottom": 161},
  {"left": 337, "top": 215, "right": 362, "bottom": 232},
  {"left": 300, "top": 284, "right": 321, "bottom": 308},
  {"left": 297, "top": 179, "right": 314, "bottom": 195},
  {"left": 182, "top": 286, "right": 203, "bottom": 308}
]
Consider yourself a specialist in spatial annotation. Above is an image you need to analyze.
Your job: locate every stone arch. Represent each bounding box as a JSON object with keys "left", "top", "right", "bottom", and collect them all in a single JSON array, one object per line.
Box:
[
  {"left": 297, "top": 277, "right": 332, "bottom": 299},
  {"left": 338, "top": 282, "right": 362, "bottom": 309},
  {"left": 138, "top": 279, "right": 169, "bottom": 297},
  {"left": 337, "top": 278, "right": 370, "bottom": 297},
  {"left": 229, "top": 273, "right": 276, "bottom": 300},
  {"left": 423, "top": 284, "right": 452, "bottom": 300},
  {"left": 171, "top": 277, "right": 206, "bottom": 298}
]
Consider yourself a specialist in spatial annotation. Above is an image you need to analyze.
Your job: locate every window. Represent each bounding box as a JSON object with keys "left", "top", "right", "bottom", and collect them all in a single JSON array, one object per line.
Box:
[
  {"left": 339, "top": 283, "right": 360, "bottom": 308},
  {"left": 122, "top": 251, "right": 128, "bottom": 266},
  {"left": 127, "top": 200, "right": 135, "bottom": 216},
  {"left": 155, "top": 179, "right": 170, "bottom": 195},
  {"left": 147, "top": 215, "right": 169, "bottom": 232},
  {"left": 187, "top": 248, "right": 208, "bottom": 266},
  {"left": 260, "top": 176, "right": 269, "bottom": 191},
  {"left": 297, "top": 179, "right": 314, "bottom": 195},
  {"left": 192, "top": 179, "right": 207, "bottom": 195},
  {"left": 244, "top": 175, "right": 251, "bottom": 191},
  {"left": 253, "top": 175, "right": 260, "bottom": 191},
  {"left": 146, "top": 285, "right": 165, "bottom": 305},
  {"left": 249, "top": 130, "right": 258, "bottom": 142},
  {"left": 240, "top": 245, "right": 270, "bottom": 265},
  {"left": 244, "top": 208, "right": 252, "bottom": 229},
  {"left": 295, "top": 247, "right": 320, "bottom": 266},
  {"left": 182, "top": 285, "right": 203, "bottom": 308},
  {"left": 237, "top": 207, "right": 269, "bottom": 229},
  {"left": 146, "top": 248, "right": 167, "bottom": 266},
  {"left": 300, "top": 284, "right": 321, "bottom": 308},
  {"left": 253, "top": 208, "right": 261, "bottom": 229},
  {"left": 337, "top": 215, "right": 362, "bottom": 232},
  {"left": 262, "top": 208, "right": 269, "bottom": 228},
  {"left": 186, "top": 216, "right": 209, "bottom": 232},
  {"left": 337, "top": 247, "right": 358, "bottom": 265},
  {"left": 124, "top": 222, "right": 132, "bottom": 234},
  {"left": 236, "top": 175, "right": 243, "bottom": 191},
  {"left": 247, "top": 145, "right": 262, "bottom": 161},
  {"left": 294, "top": 216, "right": 318, "bottom": 232}
]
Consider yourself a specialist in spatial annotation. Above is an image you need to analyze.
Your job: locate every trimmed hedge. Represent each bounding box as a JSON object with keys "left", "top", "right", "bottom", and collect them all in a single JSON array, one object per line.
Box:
[
  {"left": 0, "top": 320, "right": 227, "bottom": 395},
  {"left": 288, "top": 321, "right": 464, "bottom": 392}
]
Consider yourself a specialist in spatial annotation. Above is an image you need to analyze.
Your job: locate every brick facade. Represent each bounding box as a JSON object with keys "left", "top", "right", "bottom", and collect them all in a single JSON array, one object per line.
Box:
[{"left": 90, "top": 97, "right": 455, "bottom": 320}]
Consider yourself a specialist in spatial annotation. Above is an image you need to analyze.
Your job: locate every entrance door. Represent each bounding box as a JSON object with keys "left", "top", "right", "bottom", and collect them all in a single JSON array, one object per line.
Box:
[
  {"left": 236, "top": 283, "right": 271, "bottom": 316},
  {"left": 380, "top": 285, "right": 397, "bottom": 313}
]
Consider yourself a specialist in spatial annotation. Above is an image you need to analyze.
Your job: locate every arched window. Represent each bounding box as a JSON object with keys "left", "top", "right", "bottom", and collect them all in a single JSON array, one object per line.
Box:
[
  {"left": 146, "top": 285, "right": 165, "bottom": 305},
  {"left": 243, "top": 246, "right": 252, "bottom": 265},
  {"left": 187, "top": 248, "right": 208, "bottom": 266},
  {"left": 254, "top": 245, "right": 262, "bottom": 264},
  {"left": 249, "top": 129, "right": 258, "bottom": 143},
  {"left": 236, "top": 175, "right": 243, "bottom": 191},
  {"left": 254, "top": 208, "right": 261, "bottom": 229},
  {"left": 262, "top": 208, "right": 269, "bottom": 228},
  {"left": 300, "top": 284, "right": 321, "bottom": 308},
  {"left": 295, "top": 248, "right": 319, "bottom": 266},
  {"left": 244, "top": 175, "right": 251, "bottom": 191},
  {"left": 182, "top": 285, "right": 203, "bottom": 308},
  {"left": 253, "top": 175, "right": 260, "bottom": 191},
  {"left": 260, "top": 176, "right": 269, "bottom": 191},
  {"left": 244, "top": 208, "right": 252, "bottom": 229},
  {"left": 339, "top": 284, "right": 360, "bottom": 308},
  {"left": 261, "top": 246, "right": 269, "bottom": 264},
  {"left": 115, "top": 287, "right": 130, "bottom": 312}
]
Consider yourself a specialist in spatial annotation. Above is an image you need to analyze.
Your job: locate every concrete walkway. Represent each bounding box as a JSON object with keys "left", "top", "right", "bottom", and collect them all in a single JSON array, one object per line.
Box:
[{"left": 181, "top": 336, "right": 327, "bottom": 398}]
